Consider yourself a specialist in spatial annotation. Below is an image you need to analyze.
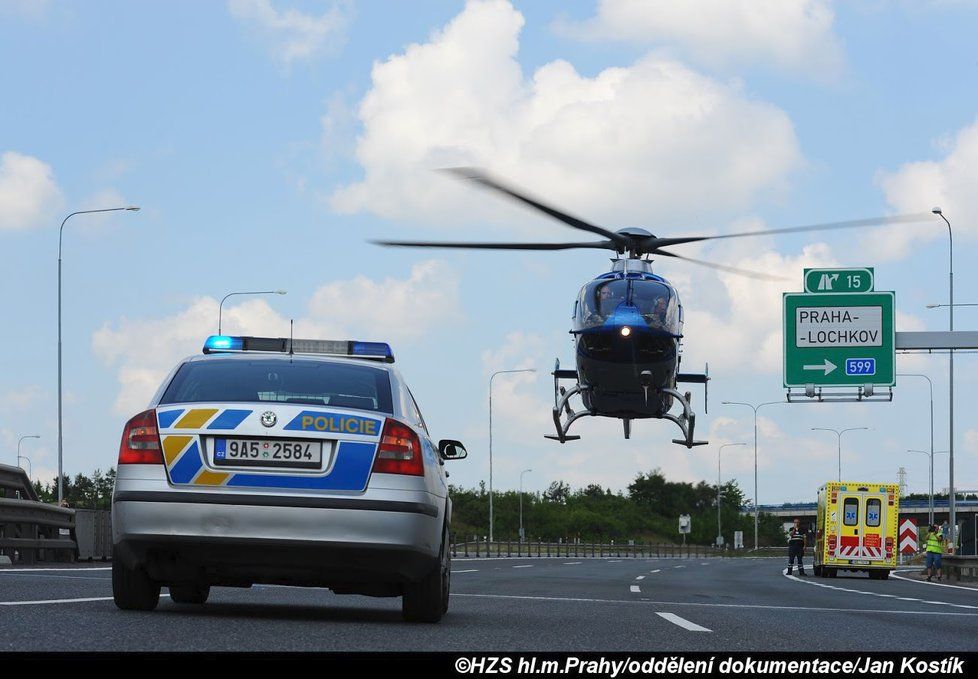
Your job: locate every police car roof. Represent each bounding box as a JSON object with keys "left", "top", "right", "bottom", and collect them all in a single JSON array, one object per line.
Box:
[{"left": 183, "top": 351, "right": 398, "bottom": 371}]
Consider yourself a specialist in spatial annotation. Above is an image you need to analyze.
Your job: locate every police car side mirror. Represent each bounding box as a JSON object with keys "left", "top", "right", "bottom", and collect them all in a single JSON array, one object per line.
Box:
[{"left": 439, "top": 440, "right": 467, "bottom": 461}]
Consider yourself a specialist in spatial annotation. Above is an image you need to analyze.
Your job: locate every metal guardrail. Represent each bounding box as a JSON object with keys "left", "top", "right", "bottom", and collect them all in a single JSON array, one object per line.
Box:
[
  {"left": 943, "top": 555, "right": 978, "bottom": 582},
  {"left": 0, "top": 463, "right": 76, "bottom": 564},
  {"left": 450, "top": 541, "right": 731, "bottom": 559}
]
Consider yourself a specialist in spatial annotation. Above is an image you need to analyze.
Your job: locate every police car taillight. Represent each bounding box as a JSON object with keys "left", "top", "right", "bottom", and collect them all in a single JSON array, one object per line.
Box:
[
  {"left": 373, "top": 418, "right": 423, "bottom": 476},
  {"left": 118, "top": 409, "right": 163, "bottom": 465}
]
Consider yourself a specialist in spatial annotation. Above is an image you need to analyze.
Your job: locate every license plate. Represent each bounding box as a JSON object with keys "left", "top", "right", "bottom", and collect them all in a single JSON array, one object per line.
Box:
[{"left": 213, "top": 438, "right": 322, "bottom": 469}]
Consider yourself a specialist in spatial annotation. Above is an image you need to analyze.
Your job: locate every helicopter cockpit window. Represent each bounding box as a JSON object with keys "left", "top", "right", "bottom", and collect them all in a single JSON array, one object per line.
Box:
[
  {"left": 632, "top": 280, "right": 680, "bottom": 335},
  {"left": 580, "top": 280, "right": 629, "bottom": 326},
  {"left": 577, "top": 278, "right": 680, "bottom": 335}
]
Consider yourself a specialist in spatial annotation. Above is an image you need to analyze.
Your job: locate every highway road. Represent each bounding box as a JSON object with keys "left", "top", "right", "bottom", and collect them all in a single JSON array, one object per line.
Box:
[{"left": 1, "top": 556, "right": 977, "bottom": 651}]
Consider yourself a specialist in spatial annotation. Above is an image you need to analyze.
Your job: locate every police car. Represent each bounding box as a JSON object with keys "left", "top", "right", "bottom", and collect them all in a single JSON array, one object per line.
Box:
[{"left": 111, "top": 335, "right": 466, "bottom": 623}]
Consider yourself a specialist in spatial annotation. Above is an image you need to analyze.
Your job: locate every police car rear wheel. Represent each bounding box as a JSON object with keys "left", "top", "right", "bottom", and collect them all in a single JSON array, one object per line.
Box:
[
  {"left": 169, "top": 583, "right": 210, "bottom": 604},
  {"left": 402, "top": 527, "right": 449, "bottom": 623},
  {"left": 112, "top": 551, "right": 161, "bottom": 611}
]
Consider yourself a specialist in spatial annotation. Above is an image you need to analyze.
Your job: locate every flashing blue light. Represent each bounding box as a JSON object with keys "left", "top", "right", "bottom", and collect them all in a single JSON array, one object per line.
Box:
[
  {"left": 351, "top": 341, "right": 393, "bottom": 359},
  {"left": 203, "top": 335, "right": 244, "bottom": 353}
]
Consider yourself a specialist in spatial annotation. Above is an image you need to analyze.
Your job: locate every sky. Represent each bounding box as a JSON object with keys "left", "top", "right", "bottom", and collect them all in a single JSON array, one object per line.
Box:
[{"left": 3, "top": 0, "right": 978, "bottom": 506}]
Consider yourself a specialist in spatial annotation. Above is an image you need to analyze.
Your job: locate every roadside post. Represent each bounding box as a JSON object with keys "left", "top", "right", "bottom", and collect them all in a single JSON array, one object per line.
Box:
[{"left": 899, "top": 518, "right": 918, "bottom": 565}]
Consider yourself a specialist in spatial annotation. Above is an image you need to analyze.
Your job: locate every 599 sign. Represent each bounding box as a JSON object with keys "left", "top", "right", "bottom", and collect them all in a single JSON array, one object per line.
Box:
[
  {"left": 845, "top": 358, "right": 876, "bottom": 376},
  {"left": 214, "top": 437, "right": 322, "bottom": 469}
]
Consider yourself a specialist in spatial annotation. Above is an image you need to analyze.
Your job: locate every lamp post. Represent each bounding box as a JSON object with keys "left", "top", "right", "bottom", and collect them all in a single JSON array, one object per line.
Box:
[
  {"left": 58, "top": 207, "right": 140, "bottom": 505},
  {"left": 898, "top": 373, "right": 934, "bottom": 524},
  {"left": 811, "top": 427, "right": 870, "bottom": 481},
  {"left": 722, "top": 400, "right": 784, "bottom": 550},
  {"left": 218, "top": 290, "right": 288, "bottom": 334},
  {"left": 908, "top": 449, "right": 949, "bottom": 527},
  {"left": 717, "top": 443, "right": 746, "bottom": 547},
  {"left": 17, "top": 435, "right": 39, "bottom": 480},
  {"left": 932, "top": 206, "right": 956, "bottom": 548},
  {"left": 519, "top": 468, "right": 532, "bottom": 542},
  {"left": 488, "top": 368, "right": 535, "bottom": 543}
]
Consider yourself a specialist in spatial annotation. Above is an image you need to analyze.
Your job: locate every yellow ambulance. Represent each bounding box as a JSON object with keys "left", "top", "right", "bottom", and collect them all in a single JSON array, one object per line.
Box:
[{"left": 814, "top": 481, "right": 899, "bottom": 579}]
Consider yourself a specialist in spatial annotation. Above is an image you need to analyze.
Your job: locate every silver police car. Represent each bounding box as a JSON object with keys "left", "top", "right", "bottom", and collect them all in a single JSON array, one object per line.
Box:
[{"left": 112, "top": 335, "right": 466, "bottom": 622}]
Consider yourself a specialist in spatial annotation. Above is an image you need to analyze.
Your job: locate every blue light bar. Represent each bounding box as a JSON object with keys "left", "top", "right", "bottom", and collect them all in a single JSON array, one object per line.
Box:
[
  {"left": 203, "top": 335, "right": 244, "bottom": 352},
  {"left": 202, "top": 335, "right": 394, "bottom": 362},
  {"left": 351, "top": 341, "right": 394, "bottom": 359}
]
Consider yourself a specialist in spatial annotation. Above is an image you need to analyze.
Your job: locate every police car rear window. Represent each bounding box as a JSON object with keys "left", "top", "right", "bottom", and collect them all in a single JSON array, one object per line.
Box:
[{"left": 160, "top": 359, "right": 393, "bottom": 413}]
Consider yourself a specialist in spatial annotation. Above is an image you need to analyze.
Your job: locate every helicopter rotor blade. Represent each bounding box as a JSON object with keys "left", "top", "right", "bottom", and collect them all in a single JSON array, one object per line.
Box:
[
  {"left": 371, "top": 239, "right": 618, "bottom": 252},
  {"left": 643, "top": 212, "right": 934, "bottom": 250},
  {"left": 655, "top": 249, "right": 790, "bottom": 281},
  {"left": 442, "top": 167, "right": 628, "bottom": 246}
]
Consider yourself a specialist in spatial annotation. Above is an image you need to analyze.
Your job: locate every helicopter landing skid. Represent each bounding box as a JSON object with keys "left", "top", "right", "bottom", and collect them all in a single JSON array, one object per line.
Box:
[
  {"left": 545, "top": 374, "right": 589, "bottom": 443},
  {"left": 659, "top": 387, "right": 709, "bottom": 449}
]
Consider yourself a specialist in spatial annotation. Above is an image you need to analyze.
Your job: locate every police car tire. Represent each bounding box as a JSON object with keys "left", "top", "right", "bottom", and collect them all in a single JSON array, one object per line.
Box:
[
  {"left": 402, "top": 527, "right": 448, "bottom": 623},
  {"left": 169, "top": 583, "right": 210, "bottom": 604},
  {"left": 112, "top": 554, "right": 161, "bottom": 611}
]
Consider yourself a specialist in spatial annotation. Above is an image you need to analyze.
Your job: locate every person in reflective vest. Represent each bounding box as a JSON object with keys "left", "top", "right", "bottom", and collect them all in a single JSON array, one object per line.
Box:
[
  {"left": 787, "top": 517, "right": 806, "bottom": 575},
  {"left": 924, "top": 524, "right": 944, "bottom": 582}
]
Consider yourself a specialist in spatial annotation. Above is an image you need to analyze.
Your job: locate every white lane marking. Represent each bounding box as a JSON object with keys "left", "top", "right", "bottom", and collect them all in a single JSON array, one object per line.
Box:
[
  {"left": 630, "top": 585, "right": 641, "bottom": 593},
  {"left": 563, "top": 562, "right": 581, "bottom": 565},
  {"left": 513, "top": 564, "right": 534, "bottom": 569},
  {"left": 0, "top": 594, "right": 170, "bottom": 607},
  {"left": 782, "top": 569, "right": 978, "bottom": 610},
  {"left": 607, "top": 560, "right": 622, "bottom": 563},
  {"left": 656, "top": 611, "right": 711, "bottom": 632},
  {"left": 452, "top": 569, "right": 478, "bottom": 573},
  {"left": 700, "top": 562, "right": 710, "bottom": 566},
  {"left": 674, "top": 565, "right": 685, "bottom": 569},
  {"left": 635, "top": 575, "right": 645, "bottom": 580},
  {"left": 454, "top": 593, "right": 978, "bottom": 616},
  {"left": 0, "top": 572, "right": 109, "bottom": 581},
  {"left": 0, "top": 567, "right": 111, "bottom": 572},
  {"left": 892, "top": 569, "right": 978, "bottom": 592},
  {"left": 650, "top": 569, "right": 661, "bottom": 574}
]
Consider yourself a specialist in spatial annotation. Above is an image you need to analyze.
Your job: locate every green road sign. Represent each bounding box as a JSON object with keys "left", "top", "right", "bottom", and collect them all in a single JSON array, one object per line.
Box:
[
  {"left": 783, "top": 291, "right": 895, "bottom": 387},
  {"left": 804, "top": 267, "right": 874, "bottom": 294}
]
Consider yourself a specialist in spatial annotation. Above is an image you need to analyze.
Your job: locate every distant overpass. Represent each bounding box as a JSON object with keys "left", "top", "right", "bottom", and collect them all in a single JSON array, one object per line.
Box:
[{"left": 753, "top": 498, "right": 978, "bottom": 524}]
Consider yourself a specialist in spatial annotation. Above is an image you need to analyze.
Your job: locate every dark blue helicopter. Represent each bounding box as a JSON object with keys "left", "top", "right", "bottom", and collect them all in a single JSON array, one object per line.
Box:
[{"left": 375, "top": 169, "right": 928, "bottom": 448}]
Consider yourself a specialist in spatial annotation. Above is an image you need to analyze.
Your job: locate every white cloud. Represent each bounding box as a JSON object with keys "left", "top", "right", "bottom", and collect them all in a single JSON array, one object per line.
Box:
[
  {"left": 0, "top": 384, "right": 47, "bottom": 412},
  {"left": 330, "top": 0, "right": 802, "bottom": 230},
  {"left": 228, "top": 0, "right": 350, "bottom": 65},
  {"left": 92, "top": 261, "right": 460, "bottom": 415},
  {"left": 558, "top": 0, "right": 843, "bottom": 79},
  {"left": 875, "top": 117, "right": 978, "bottom": 259},
  {"left": 0, "top": 151, "right": 64, "bottom": 231}
]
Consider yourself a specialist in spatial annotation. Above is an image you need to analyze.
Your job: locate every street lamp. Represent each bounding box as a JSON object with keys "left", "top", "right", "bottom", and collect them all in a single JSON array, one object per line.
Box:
[
  {"left": 17, "top": 435, "right": 39, "bottom": 480},
  {"left": 811, "top": 427, "right": 870, "bottom": 481},
  {"left": 217, "top": 289, "right": 288, "bottom": 334},
  {"left": 908, "top": 449, "right": 949, "bottom": 527},
  {"left": 717, "top": 443, "right": 746, "bottom": 547},
  {"left": 519, "top": 468, "right": 532, "bottom": 542},
  {"left": 58, "top": 206, "right": 140, "bottom": 505},
  {"left": 722, "top": 400, "right": 785, "bottom": 550},
  {"left": 932, "top": 206, "right": 956, "bottom": 547},
  {"left": 898, "top": 373, "right": 935, "bottom": 525},
  {"left": 488, "top": 368, "right": 536, "bottom": 543}
]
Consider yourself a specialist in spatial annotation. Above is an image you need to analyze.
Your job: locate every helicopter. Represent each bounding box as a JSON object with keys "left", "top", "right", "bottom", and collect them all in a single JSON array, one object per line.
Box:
[{"left": 373, "top": 169, "right": 928, "bottom": 448}]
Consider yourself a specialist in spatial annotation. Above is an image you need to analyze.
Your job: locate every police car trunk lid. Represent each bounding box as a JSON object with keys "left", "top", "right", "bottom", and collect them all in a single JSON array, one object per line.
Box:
[{"left": 156, "top": 403, "right": 383, "bottom": 493}]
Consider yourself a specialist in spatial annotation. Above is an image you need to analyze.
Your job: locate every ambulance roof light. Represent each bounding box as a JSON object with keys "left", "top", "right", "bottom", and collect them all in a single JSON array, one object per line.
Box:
[{"left": 202, "top": 335, "right": 395, "bottom": 362}]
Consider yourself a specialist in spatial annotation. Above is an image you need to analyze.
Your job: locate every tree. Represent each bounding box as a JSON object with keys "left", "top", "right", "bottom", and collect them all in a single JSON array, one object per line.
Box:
[{"left": 543, "top": 480, "right": 570, "bottom": 505}]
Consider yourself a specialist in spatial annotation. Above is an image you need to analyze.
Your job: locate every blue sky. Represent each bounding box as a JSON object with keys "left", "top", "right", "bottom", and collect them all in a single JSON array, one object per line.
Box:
[{"left": 3, "top": 0, "right": 978, "bottom": 505}]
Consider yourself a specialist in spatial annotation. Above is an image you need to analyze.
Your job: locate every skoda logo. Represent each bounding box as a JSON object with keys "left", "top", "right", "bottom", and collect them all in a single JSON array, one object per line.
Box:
[{"left": 260, "top": 411, "right": 277, "bottom": 428}]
